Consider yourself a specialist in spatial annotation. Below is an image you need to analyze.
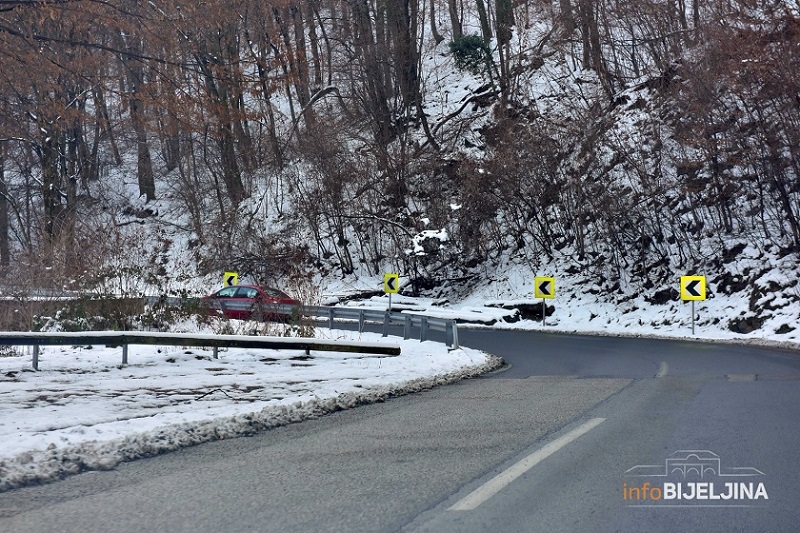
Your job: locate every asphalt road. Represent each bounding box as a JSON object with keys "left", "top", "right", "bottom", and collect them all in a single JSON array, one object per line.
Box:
[{"left": 1, "top": 329, "right": 799, "bottom": 532}]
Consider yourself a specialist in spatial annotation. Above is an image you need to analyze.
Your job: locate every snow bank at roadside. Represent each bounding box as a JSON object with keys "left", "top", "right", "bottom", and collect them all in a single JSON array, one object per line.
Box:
[{"left": 0, "top": 332, "right": 501, "bottom": 492}]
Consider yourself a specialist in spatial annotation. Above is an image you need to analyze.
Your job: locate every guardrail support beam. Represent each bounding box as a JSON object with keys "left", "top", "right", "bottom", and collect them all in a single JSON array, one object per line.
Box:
[{"left": 4, "top": 331, "right": 400, "bottom": 371}]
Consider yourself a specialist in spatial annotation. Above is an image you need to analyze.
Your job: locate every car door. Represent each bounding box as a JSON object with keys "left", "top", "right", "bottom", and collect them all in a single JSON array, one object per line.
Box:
[
  {"left": 232, "top": 286, "right": 261, "bottom": 320},
  {"left": 206, "top": 286, "right": 236, "bottom": 317}
]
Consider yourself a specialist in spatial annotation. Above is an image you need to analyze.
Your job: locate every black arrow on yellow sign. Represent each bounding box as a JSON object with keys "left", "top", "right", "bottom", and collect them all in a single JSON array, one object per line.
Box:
[
  {"left": 685, "top": 279, "right": 702, "bottom": 298},
  {"left": 534, "top": 276, "right": 555, "bottom": 299},
  {"left": 223, "top": 271, "right": 238, "bottom": 287},
  {"left": 538, "top": 281, "right": 552, "bottom": 296},
  {"left": 383, "top": 273, "right": 399, "bottom": 294}
]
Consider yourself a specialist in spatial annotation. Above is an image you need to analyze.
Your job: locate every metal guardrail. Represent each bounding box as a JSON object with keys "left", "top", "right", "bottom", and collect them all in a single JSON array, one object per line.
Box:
[
  {"left": 0, "top": 331, "right": 401, "bottom": 371},
  {"left": 200, "top": 299, "right": 460, "bottom": 351},
  {"left": 301, "top": 305, "right": 460, "bottom": 350},
  {"left": 0, "top": 298, "right": 460, "bottom": 370}
]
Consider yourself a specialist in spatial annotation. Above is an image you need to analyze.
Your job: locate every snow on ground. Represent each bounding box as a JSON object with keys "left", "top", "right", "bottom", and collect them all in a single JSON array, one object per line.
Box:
[
  {"left": 338, "top": 280, "right": 800, "bottom": 351},
  {"left": 0, "top": 326, "right": 500, "bottom": 492},
  {"left": 2, "top": 278, "right": 799, "bottom": 493}
]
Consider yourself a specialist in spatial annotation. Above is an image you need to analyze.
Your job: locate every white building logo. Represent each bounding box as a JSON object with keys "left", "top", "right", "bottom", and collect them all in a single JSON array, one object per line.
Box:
[{"left": 623, "top": 450, "right": 768, "bottom": 507}]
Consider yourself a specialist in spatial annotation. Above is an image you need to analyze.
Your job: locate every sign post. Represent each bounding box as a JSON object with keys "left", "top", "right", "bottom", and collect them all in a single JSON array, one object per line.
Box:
[
  {"left": 680, "top": 275, "right": 707, "bottom": 335},
  {"left": 534, "top": 276, "right": 555, "bottom": 326},
  {"left": 384, "top": 273, "right": 399, "bottom": 312}
]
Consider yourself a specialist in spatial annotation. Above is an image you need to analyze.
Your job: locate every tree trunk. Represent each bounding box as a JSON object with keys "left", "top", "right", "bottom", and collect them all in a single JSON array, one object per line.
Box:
[
  {"left": 387, "top": 0, "right": 420, "bottom": 114},
  {"left": 122, "top": 48, "right": 156, "bottom": 202},
  {"left": 94, "top": 85, "right": 122, "bottom": 166},
  {"left": 291, "top": 4, "right": 312, "bottom": 109},
  {"left": 218, "top": 122, "right": 245, "bottom": 205},
  {"left": 198, "top": 58, "right": 246, "bottom": 205},
  {"left": 0, "top": 146, "right": 9, "bottom": 270},
  {"left": 195, "top": 20, "right": 248, "bottom": 207},
  {"left": 352, "top": 0, "right": 394, "bottom": 147},
  {"left": 429, "top": 0, "right": 445, "bottom": 45},
  {"left": 306, "top": 1, "right": 323, "bottom": 87},
  {"left": 244, "top": 30, "right": 284, "bottom": 168},
  {"left": 274, "top": 5, "right": 315, "bottom": 128},
  {"left": 560, "top": 0, "right": 576, "bottom": 35},
  {"left": 160, "top": 113, "right": 181, "bottom": 174},
  {"left": 495, "top": 0, "right": 514, "bottom": 45},
  {"left": 40, "top": 130, "right": 62, "bottom": 245},
  {"left": 495, "top": 0, "right": 515, "bottom": 106},
  {"left": 64, "top": 127, "right": 79, "bottom": 271},
  {"left": 448, "top": 0, "right": 462, "bottom": 39},
  {"left": 676, "top": 0, "right": 688, "bottom": 30},
  {"left": 577, "top": 0, "right": 611, "bottom": 95},
  {"left": 476, "top": 0, "right": 492, "bottom": 41},
  {"left": 130, "top": 95, "right": 156, "bottom": 202},
  {"left": 310, "top": 0, "right": 334, "bottom": 86}
]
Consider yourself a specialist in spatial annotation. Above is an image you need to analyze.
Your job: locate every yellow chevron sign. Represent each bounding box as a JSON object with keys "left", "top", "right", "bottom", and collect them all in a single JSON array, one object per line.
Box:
[
  {"left": 680, "top": 275, "right": 706, "bottom": 301},
  {"left": 535, "top": 277, "right": 555, "bottom": 299},
  {"left": 384, "top": 273, "right": 399, "bottom": 294}
]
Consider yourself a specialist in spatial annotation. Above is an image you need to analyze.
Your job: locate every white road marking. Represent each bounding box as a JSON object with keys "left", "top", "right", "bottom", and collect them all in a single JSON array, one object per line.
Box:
[
  {"left": 449, "top": 417, "right": 606, "bottom": 512},
  {"left": 727, "top": 374, "right": 756, "bottom": 381},
  {"left": 656, "top": 361, "right": 668, "bottom": 378}
]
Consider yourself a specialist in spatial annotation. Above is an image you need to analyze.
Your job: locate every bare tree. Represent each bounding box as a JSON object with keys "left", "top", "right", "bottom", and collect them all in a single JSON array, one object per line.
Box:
[
  {"left": 429, "top": 0, "right": 445, "bottom": 44},
  {"left": 0, "top": 143, "right": 9, "bottom": 270},
  {"left": 448, "top": 0, "right": 463, "bottom": 38}
]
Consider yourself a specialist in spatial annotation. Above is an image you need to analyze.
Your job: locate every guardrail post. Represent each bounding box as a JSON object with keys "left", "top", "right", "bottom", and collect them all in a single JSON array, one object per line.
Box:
[
  {"left": 328, "top": 308, "right": 335, "bottom": 329},
  {"left": 404, "top": 315, "right": 411, "bottom": 340},
  {"left": 450, "top": 321, "right": 460, "bottom": 350},
  {"left": 122, "top": 344, "right": 128, "bottom": 365},
  {"left": 420, "top": 317, "right": 428, "bottom": 342},
  {"left": 32, "top": 344, "right": 39, "bottom": 371},
  {"left": 213, "top": 346, "right": 219, "bottom": 359},
  {"left": 382, "top": 312, "right": 390, "bottom": 337},
  {"left": 359, "top": 310, "right": 365, "bottom": 333}
]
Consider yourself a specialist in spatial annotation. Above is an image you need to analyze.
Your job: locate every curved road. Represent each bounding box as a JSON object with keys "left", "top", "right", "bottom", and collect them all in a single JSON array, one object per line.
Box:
[{"left": 1, "top": 330, "right": 799, "bottom": 532}]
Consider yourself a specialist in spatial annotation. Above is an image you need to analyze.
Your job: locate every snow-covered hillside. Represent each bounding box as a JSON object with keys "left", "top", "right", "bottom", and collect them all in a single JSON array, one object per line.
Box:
[{"left": 0, "top": 2, "right": 797, "bottom": 342}]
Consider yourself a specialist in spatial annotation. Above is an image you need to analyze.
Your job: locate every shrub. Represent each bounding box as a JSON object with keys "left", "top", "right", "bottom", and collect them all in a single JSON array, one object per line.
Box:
[{"left": 449, "top": 34, "right": 491, "bottom": 76}]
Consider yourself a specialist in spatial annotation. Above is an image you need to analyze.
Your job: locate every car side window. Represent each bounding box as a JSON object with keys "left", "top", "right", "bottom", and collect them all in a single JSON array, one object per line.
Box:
[
  {"left": 237, "top": 288, "right": 259, "bottom": 298},
  {"left": 216, "top": 287, "right": 238, "bottom": 298}
]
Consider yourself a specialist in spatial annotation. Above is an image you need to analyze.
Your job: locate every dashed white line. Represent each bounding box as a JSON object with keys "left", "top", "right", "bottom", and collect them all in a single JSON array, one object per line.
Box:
[
  {"left": 448, "top": 417, "right": 606, "bottom": 512},
  {"left": 726, "top": 374, "right": 756, "bottom": 381},
  {"left": 656, "top": 361, "right": 668, "bottom": 378}
]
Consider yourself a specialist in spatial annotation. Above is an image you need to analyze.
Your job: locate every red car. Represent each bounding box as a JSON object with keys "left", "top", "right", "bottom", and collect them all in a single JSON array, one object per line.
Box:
[{"left": 203, "top": 284, "right": 301, "bottom": 321}]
